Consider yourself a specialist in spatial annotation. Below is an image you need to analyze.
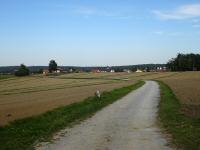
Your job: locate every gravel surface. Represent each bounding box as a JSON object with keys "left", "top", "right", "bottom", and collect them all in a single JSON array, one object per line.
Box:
[{"left": 36, "top": 81, "right": 173, "bottom": 150}]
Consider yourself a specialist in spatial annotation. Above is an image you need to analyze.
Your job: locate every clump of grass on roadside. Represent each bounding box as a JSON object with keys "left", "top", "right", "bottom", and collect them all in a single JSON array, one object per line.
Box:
[
  {"left": 0, "top": 81, "right": 144, "bottom": 150},
  {"left": 158, "top": 81, "right": 200, "bottom": 150}
]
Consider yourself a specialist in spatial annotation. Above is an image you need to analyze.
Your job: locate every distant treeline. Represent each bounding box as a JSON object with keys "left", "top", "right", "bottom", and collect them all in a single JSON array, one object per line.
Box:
[
  {"left": 167, "top": 53, "right": 200, "bottom": 71},
  {"left": 0, "top": 66, "right": 48, "bottom": 74},
  {"left": 0, "top": 64, "right": 166, "bottom": 74}
]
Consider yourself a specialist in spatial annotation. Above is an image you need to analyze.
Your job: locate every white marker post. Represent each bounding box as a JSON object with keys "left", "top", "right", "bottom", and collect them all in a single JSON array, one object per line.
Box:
[{"left": 95, "top": 90, "right": 101, "bottom": 99}]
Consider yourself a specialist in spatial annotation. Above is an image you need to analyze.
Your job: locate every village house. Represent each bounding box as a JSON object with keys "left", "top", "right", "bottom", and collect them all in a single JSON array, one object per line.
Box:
[
  {"left": 110, "top": 69, "right": 115, "bottom": 73},
  {"left": 136, "top": 69, "right": 143, "bottom": 73},
  {"left": 123, "top": 69, "right": 131, "bottom": 73},
  {"left": 43, "top": 69, "right": 49, "bottom": 76},
  {"left": 43, "top": 68, "right": 63, "bottom": 76},
  {"left": 55, "top": 68, "right": 63, "bottom": 73},
  {"left": 92, "top": 69, "right": 101, "bottom": 73}
]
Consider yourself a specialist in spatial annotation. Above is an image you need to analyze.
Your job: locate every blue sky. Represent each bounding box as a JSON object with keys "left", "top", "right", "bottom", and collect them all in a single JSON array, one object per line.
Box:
[{"left": 0, "top": 0, "right": 200, "bottom": 66}]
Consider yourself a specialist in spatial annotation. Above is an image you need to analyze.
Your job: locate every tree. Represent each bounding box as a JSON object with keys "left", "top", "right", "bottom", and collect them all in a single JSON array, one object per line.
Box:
[
  {"left": 49, "top": 60, "right": 57, "bottom": 73},
  {"left": 15, "top": 64, "right": 30, "bottom": 76},
  {"left": 167, "top": 53, "right": 200, "bottom": 71}
]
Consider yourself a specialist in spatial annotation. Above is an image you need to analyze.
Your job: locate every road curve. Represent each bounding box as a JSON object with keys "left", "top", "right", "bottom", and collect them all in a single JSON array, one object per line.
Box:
[{"left": 36, "top": 81, "right": 172, "bottom": 150}]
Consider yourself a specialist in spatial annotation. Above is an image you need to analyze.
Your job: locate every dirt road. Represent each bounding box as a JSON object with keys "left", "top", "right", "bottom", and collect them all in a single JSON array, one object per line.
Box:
[{"left": 37, "top": 81, "right": 172, "bottom": 150}]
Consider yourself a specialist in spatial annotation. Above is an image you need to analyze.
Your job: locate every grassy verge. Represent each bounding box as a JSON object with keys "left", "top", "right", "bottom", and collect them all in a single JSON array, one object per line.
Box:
[
  {"left": 158, "top": 81, "right": 200, "bottom": 150},
  {"left": 0, "top": 75, "right": 14, "bottom": 80},
  {"left": 0, "top": 81, "right": 144, "bottom": 150}
]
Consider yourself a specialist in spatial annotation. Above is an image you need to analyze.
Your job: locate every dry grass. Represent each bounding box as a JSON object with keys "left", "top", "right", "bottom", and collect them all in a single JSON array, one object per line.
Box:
[
  {"left": 0, "top": 71, "right": 199, "bottom": 125},
  {"left": 0, "top": 73, "right": 138, "bottom": 125},
  {"left": 159, "top": 72, "right": 200, "bottom": 105}
]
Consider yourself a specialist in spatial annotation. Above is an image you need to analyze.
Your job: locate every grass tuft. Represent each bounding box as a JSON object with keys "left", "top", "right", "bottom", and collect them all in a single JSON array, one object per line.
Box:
[
  {"left": 158, "top": 81, "right": 200, "bottom": 150},
  {"left": 0, "top": 81, "right": 144, "bottom": 150}
]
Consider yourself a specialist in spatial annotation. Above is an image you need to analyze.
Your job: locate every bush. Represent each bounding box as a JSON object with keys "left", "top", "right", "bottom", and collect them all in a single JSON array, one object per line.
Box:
[{"left": 15, "top": 64, "right": 30, "bottom": 76}]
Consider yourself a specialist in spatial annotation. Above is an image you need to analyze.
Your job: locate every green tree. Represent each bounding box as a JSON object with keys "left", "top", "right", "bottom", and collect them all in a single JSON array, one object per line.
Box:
[
  {"left": 167, "top": 53, "right": 200, "bottom": 71},
  {"left": 49, "top": 60, "right": 57, "bottom": 73},
  {"left": 15, "top": 64, "right": 30, "bottom": 76}
]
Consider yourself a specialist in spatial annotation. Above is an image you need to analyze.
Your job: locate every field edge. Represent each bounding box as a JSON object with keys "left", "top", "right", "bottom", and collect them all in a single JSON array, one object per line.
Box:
[{"left": 157, "top": 80, "right": 200, "bottom": 150}]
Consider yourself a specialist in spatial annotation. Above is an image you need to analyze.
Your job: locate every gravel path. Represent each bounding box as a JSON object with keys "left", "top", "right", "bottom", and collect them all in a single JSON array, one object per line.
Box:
[{"left": 36, "top": 81, "right": 172, "bottom": 150}]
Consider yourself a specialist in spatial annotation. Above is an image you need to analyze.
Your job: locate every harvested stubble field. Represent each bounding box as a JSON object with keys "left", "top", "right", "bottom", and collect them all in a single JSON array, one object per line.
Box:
[
  {"left": 0, "top": 71, "right": 199, "bottom": 126},
  {"left": 0, "top": 72, "right": 141, "bottom": 125},
  {"left": 159, "top": 71, "right": 200, "bottom": 117}
]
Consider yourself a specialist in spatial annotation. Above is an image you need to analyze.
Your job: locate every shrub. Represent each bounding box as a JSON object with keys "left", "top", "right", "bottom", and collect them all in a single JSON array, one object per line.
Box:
[{"left": 15, "top": 64, "right": 30, "bottom": 76}]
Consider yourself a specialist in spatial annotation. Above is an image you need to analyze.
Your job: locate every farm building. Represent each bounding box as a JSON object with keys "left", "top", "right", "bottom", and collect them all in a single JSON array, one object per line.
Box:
[
  {"left": 55, "top": 68, "right": 64, "bottom": 73},
  {"left": 136, "top": 69, "right": 143, "bottom": 73},
  {"left": 123, "top": 69, "right": 131, "bottom": 73},
  {"left": 43, "top": 69, "right": 49, "bottom": 76},
  {"left": 110, "top": 69, "right": 115, "bottom": 73},
  {"left": 92, "top": 69, "right": 101, "bottom": 73}
]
